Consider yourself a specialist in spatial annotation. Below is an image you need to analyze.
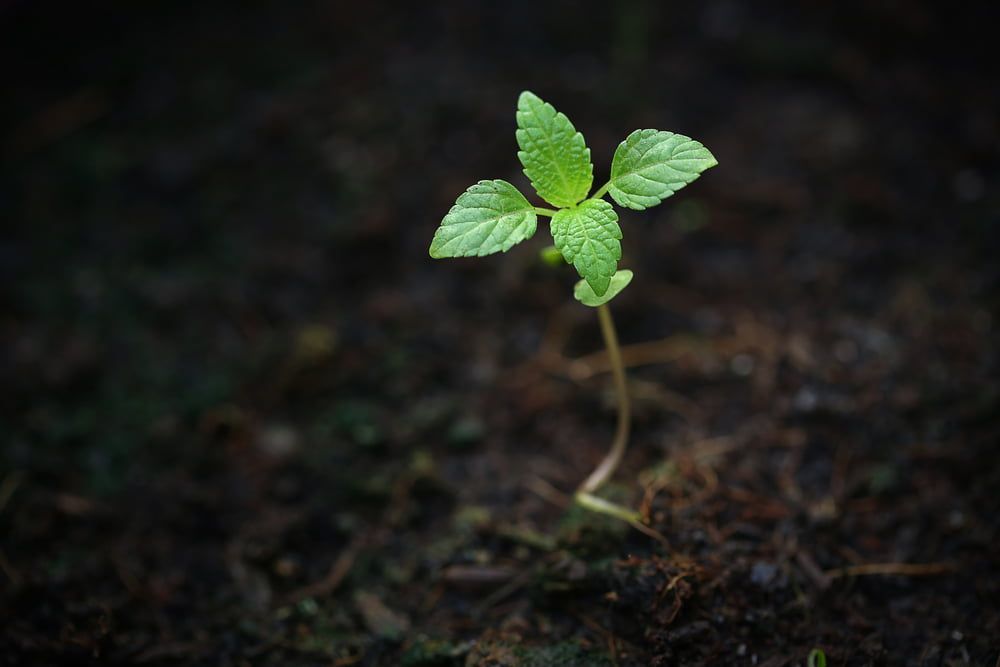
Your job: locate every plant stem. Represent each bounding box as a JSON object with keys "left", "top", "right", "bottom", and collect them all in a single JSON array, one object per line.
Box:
[
  {"left": 570, "top": 299, "right": 668, "bottom": 544},
  {"left": 533, "top": 206, "right": 558, "bottom": 217},
  {"left": 578, "top": 303, "right": 630, "bottom": 494},
  {"left": 574, "top": 491, "right": 640, "bottom": 522},
  {"left": 575, "top": 490, "right": 668, "bottom": 545},
  {"left": 591, "top": 181, "right": 611, "bottom": 200}
]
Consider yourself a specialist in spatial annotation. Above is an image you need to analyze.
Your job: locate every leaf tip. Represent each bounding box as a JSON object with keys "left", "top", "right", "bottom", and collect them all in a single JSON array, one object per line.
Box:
[
  {"left": 574, "top": 269, "right": 634, "bottom": 307},
  {"left": 587, "top": 277, "right": 610, "bottom": 297},
  {"left": 518, "top": 90, "right": 540, "bottom": 107}
]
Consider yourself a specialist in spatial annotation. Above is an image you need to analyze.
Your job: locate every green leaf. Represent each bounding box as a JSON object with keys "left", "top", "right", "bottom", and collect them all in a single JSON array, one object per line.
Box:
[
  {"left": 429, "top": 180, "right": 537, "bottom": 258},
  {"left": 516, "top": 91, "right": 593, "bottom": 208},
  {"left": 574, "top": 269, "right": 633, "bottom": 307},
  {"left": 609, "top": 129, "right": 717, "bottom": 210},
  {"left": 807, "top": 649, "right": 827, "bottom": 667},
  {"left": 551, "top": 198, "right": 622, "bottom": 296}
]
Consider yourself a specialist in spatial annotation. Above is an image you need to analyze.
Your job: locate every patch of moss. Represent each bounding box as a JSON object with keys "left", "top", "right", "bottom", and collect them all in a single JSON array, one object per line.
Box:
[{"left": 401, "top": 638, "right": 470, "bottom": 666}]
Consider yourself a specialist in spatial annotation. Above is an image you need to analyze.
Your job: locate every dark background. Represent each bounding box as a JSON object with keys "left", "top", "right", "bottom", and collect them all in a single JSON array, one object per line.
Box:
[{"left": 1, "top": 1, "right": 998, "bottom": 665}]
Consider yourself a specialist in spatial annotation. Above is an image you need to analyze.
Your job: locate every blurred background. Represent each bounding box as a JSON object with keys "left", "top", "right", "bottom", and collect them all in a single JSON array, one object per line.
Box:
[{"left": 1, "top": 1, "right": 998, "bottom": 665}]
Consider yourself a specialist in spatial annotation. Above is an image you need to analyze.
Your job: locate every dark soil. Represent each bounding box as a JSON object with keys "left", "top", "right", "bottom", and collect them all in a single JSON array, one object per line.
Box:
[{"left": 2, "top": 2, "right": 998, "bottom": 665}]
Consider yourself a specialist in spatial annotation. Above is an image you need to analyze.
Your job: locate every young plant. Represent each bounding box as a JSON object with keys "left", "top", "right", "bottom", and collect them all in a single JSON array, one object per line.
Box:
[
  {"left": 429, "top": 91, "right": 717, "bottom": 525},
  {"left": 807, "top": 649, "right": 827, "bottom": 667}
]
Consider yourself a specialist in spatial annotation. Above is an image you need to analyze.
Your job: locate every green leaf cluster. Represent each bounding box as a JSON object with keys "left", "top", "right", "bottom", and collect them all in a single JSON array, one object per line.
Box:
[{"left": 430, "top": 91, "right": 717, "bottom": 306}]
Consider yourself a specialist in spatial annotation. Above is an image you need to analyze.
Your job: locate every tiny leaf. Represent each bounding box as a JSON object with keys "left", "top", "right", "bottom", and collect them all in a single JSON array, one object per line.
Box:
[
  {"left": 609, "top": 129, "right": 717, "bottom": 210},
  {"left": 539, "top": 245, "right": 566, "bottom": 267},
  {"left": 429, "top": 180, "right": 537, "bottom": 258},
  {"left": 551, "top": 198, "right": 622, "bottom": 296},
  {"left": 516, "top": 91, "right": 593, "bottom": 208},
  {"left": 574, "top": 269, "right": 633, "bottom": 307}
]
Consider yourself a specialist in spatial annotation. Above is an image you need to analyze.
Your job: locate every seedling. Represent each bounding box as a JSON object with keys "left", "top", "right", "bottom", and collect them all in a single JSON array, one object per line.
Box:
[
  {"left": 807, "top": 649, "right": 827, "bottom": 667},
  {"left": 429, "top": 91, "right": 716, "bottom": 526}
]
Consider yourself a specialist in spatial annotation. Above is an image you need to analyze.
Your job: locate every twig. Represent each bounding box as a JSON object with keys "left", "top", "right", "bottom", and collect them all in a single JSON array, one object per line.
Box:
[
  {"left": 575, "top": 612, "right": 620, "bottom": 666},
  {"left": 566, "top": 335, "right": 708, "bottom": 380},
  {"left": 524, "top": 475, "right": 573, "bottom": 508},
  {"left": 689, "top": 436, "right": 739, "bottom": 463},
  {"left": 628, "top": 520, "right": 671, "bottom": 546},
  {"left": 280, "top": 537, "right": 362, "bottom": 606},
  {"left": 278, "top": 471, "right": 417, "bottom": 607},
  {"left": 628, "top": 377, "right": 703, "bottom": 423},
  {"left": 795, "top": 551, "right": 831, "bottom": 590}
]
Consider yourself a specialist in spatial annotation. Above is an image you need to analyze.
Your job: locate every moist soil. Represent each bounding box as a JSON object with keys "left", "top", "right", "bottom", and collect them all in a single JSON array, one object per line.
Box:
[{"left": 1, "top": 2, "right": 998, "bottom": 665}]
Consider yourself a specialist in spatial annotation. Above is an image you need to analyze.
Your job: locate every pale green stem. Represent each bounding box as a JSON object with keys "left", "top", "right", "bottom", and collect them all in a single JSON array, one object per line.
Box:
[
  {"left": 574, "top": 491, "right": 640, "bottom": 522},
  {"left": 571, "top": 295, "right": 665, "bottom": 544},
  {"left": 575, "top": 490, "right": 668, "bottom": 545},
  {"left": 533, "top": 206, "right": 558, "bottom": 217},
  {"left": 578, "top": 303, "right": 631, "bottom": 494},
  {"left": 591, "top": 181, "right": 611, "bottom": 200}
]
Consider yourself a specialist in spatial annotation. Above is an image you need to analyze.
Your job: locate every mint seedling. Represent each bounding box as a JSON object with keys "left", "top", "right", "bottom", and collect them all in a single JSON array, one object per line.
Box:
[{"left": 430, "top": 91, "right": 716, "bottom": 526}]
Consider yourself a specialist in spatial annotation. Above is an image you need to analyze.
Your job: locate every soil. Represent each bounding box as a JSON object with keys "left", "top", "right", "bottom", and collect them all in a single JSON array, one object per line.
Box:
[{"left": 1, "top": 2, "right": 998, "bottom": 665}]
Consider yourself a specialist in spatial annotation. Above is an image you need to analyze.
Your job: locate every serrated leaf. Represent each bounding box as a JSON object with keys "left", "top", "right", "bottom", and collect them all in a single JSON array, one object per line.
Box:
[
  {"left": 551, "top": 198, "right": 622, "bottom": 296},
  {"left": 516, "top": 91, "right": 593, "bottom": 208},
  {"left": 574, "top": 269, "right": 633, "bottom": 307},
  {"left": 609, "top": 129, "right": 717, "bottom": 210},
  {"left": 429, "top": 180, "right": 537, "bottom": 258}
]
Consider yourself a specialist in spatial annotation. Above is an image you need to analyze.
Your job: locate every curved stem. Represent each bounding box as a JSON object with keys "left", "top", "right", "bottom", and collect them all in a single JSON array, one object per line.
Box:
[
  {"left": 533, "top": 206, "right": 558, "bottom": 217},
  {"left": 570, "top": 304, "right": 665, "bottom": 542},
  {"left": 578, "top": 303, "right": 630, "bottom": 494}
]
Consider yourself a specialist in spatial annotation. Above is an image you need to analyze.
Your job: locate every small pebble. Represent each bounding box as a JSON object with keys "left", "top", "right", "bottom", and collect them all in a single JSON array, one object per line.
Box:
[{"left": 750, "top": 561, "right": 778, "bottom": 587}]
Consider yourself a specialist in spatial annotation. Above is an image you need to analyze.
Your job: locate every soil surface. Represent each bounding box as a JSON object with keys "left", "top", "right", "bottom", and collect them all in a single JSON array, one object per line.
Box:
[{"left": 1, "top": 2, "right": 998, "bottom": 665}]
